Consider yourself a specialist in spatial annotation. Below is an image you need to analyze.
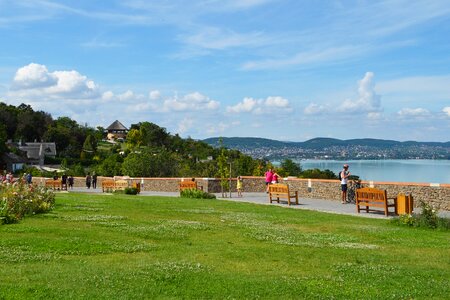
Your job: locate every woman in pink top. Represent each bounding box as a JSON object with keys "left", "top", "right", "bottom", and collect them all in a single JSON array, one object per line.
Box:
[
  {"left": 271, "top": 171, "right": 280, "bottom": 184},
  {"left": 265, "top": 168, "right": 273, "bottom": 192}
]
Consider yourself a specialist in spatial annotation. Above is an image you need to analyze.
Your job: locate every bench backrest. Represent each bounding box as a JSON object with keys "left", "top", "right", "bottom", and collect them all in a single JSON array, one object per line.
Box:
[
  {"left": 180, "top": 181, "right": 197, "bottom": 191},
  {"left": 102, "top": 180, "right": 115, "bottom": 188},
  {"left": 356, "top": 187, "right": 387, "bottom": 202},
  {"left": 269, "top": 183, "right": 289, "bottom": 194},
  {"left": 114, "top": 180, "right": 129, "bottom": 190},
  {"left": 45, "top": 179, "right": 61, "bottom": 186}
]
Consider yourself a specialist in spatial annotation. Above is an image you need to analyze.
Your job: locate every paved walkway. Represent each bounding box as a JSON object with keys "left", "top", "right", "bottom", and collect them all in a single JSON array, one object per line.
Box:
[{"left": 63, "top": 187, "right": 412, "bottom": 219}]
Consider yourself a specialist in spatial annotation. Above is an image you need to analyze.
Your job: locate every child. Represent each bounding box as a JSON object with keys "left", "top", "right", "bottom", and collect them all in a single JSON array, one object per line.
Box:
[{"left": 236, "top": 176, "right": 243, "bottom": 197}]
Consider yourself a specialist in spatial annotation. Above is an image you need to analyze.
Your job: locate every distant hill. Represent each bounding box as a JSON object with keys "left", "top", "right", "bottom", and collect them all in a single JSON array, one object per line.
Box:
[{"left": 203, "top": 137, "right": 450, "bottom": 160}]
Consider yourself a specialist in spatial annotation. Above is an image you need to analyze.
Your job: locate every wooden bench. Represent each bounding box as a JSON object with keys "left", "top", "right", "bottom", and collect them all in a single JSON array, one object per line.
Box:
[
  {"left": 179, "top": 180, "right": 204, "bottom": 194},
  {"left": 268, "top": 183, "right": 298, "bottom": 205},
  {"left": 114, "top": 180, "right": 129, "bottom": 191},
  {"left": 45, "top": 179, "right": 62, "bottom": 190},
  {"left": 102, "top": 180, "right": 116, "bottom": 192},
  {"left": 356, "top": 187, "right": 397, "bottom": 216}
]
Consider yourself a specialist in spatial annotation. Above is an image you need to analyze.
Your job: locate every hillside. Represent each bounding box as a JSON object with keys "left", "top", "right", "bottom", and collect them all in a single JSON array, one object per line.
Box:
[{"left": 203, "top": 137, "right": 450, "bottom": 160}]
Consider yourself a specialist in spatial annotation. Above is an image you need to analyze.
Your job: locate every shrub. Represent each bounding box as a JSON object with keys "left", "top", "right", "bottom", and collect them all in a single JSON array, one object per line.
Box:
[
  {"left": 124, "top": 187, "right": 139, "bottom": 195},
  {"left": 180, "top": 188, "right": 216, "bottom": 199},
  {"left": 393, "top": 200, "right": 449, "bottom": 230},
  {"left": 0, "top": 181, "right": 55, "bottom": 224}
]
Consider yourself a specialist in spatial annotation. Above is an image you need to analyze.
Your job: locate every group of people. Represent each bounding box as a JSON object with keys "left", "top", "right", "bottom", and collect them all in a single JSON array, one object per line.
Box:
[
  {"left": 85, "top": 172, "right": 97, "bottom": 189},
  {"left": 1, "top": 171, "right": 33, "bottom": 185},
  {"left": 263, "top": 164, "right": 352, "bottom": 204},
  {"left": 264, "top": 168, "right": 281, "bottom": 193},
  {"left": 53, "top": 173, "right": 75, "bottom": 190}
]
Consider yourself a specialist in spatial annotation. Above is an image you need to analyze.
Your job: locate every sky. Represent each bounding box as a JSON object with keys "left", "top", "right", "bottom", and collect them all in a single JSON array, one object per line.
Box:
[{"left": 1, "top": 0, "right": 450, "bottom": 142}]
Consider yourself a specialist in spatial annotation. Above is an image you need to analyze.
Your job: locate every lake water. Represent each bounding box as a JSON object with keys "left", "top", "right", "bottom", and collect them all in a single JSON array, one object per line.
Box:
[{"left": 293, "top": 159, "right": 450, "bottom": 184}]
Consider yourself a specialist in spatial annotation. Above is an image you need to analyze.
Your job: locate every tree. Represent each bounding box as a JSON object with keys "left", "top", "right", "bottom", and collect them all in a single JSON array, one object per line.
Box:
[
  {"left": 122, "top": 149, "right": 180, "bottom": 177},
  {"left": 0, "top": 102, "right": 18, "bottom": 138},
  {"left": 300, "top": 168, "right": 337, "bottom": 179},
  {"left": 0, "top": 124, "right": 7, "bottom": 154},
  {"left": 97, "top": 154, "right": 123, "bottom": 176},
  {"left": 126, "top": 128, "right": 142, "bottom": 150},
  {"left": 15, "top": 106, "right": 52, "bottom": 142},
  {"left": 81, "top": 134, "right": 96, "bottom": 160},
  {"left": 280, "top": 159, "right": 302, "bottom": 176},
  {"left": 138, "top": 122, "right": 170, "bottom": 147},
  {"left": 216, "top": 139, "right": 229, "bottom": 197}
]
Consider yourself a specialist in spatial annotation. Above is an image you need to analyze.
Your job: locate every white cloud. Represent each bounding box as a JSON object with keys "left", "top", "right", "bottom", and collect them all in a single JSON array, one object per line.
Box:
[
  {"left": 304, "top": 103, "right": 328, "bottom": 115},
  {"left": 9, "top": 63, "right": 100, "bottom": 100},
  {"left": 117, "top": 90, "right": 135, "bottom": 101},
  {"left": 206, "top": 122, "right": 231, "bottom": 135},
  {"left": 397, "top": 108, "right": 431, "bottom": 118},
  {"left": 443, "top": 107, "right": 450, "bottom": 117},
  {"left": 177, "top": 117, "right": 194, "bottom": 134},
  {"left": 226, "top": 97, "right": 257, "bottom": 113},
  {"left": 339, "top": 72, "right": 382, "bottom": 114},
  {"left": 12, "top": 63, "right": 57, "bottom": 89},
  {"left": 242, "top": 45, "right": 366, "bottom": 70},
  {"left": 162, "top": 92, "right": 220, "bottom": 112},
  {"left": 367, "top": 112, "right": 383, "bottom": 120},
  {"left": 226, "top": 96, "right": 291, "bottom": 114},
  {"left": 102, "top": 91, "right": 114, "bottom": 101},
  {"left": 149, "top": 90, "right": 161, "bottom": 100}
]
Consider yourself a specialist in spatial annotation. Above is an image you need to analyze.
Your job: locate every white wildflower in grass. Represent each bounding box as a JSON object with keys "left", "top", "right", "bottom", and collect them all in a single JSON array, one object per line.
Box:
[{"left": 62, "top": 215, "right": 127, "bottom": 222}]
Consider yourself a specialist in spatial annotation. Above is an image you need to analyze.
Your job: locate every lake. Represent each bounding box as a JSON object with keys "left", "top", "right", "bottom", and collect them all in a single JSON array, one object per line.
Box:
[{"left": 293, "top": 159, "right": 450, "bottom": 184}]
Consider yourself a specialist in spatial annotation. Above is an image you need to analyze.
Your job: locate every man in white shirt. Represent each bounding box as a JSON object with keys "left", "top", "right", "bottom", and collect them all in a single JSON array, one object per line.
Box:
[{"left": 340, "top": 164, "right": 350, "bottom": 204}]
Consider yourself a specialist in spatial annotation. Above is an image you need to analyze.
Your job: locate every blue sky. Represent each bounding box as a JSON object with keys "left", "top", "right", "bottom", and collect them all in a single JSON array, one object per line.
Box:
[{"left": 1, "top": 0, "right": 450, "bottom": 142}]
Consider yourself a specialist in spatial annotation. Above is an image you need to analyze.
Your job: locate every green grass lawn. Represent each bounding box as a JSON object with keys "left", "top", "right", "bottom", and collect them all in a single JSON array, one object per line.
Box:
[{"left": 1, "top": 193, "right": 449, "bottom": 299}]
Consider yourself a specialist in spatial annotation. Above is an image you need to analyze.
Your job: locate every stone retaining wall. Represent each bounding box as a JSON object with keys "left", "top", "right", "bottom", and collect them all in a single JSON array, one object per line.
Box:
[{"left": 34, "top": 176, "right": 450, "bottom": 211}]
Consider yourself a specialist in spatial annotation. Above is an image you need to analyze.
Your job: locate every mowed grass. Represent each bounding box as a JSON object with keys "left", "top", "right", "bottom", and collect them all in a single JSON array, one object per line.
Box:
[{"left": 1, "top": 193, "right": 449, "bottom": 299}]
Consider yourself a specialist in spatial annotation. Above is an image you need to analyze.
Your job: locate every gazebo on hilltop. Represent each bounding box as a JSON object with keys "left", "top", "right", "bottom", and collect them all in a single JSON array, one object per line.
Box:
[{"left": 106, "top": 120, "right": 128, "bottom": 141}]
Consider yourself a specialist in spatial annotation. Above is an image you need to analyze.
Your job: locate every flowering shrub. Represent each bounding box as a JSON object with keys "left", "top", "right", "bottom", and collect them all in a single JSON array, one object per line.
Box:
[
  {"left": 394, "top": 200, "right": 449, "bottom": 230},
  {"left": 0, "top": 181, "right": 55, "bottom": 224}
]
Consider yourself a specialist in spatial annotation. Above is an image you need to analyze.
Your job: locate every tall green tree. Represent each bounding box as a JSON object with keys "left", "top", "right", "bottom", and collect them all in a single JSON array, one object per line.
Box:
[{"left": 280, "top": 159, "right": 302, "bottom": 176}]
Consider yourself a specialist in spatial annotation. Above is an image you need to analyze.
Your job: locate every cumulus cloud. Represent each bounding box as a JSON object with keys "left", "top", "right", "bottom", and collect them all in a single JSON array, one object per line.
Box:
[
  {"left": 302, "top": 72, "right": 385, "bottom": 119},
  {"left": 12, "top": 63, "right": 57, "bottom": 89},
  {"left": 9, "top": 63, "right": 100, "bottom": 100},
  {"left": 339, "top": 72, "right": 381, "bottom": 113},
  {"left": 161, "top": 92, "right": 220, "bottom": 112},
  {"left": 443, "top": 107, "right": 450, "bottom": 117},
  {"left": 226, "top": 96, "right": 291, "bottom": 114}
]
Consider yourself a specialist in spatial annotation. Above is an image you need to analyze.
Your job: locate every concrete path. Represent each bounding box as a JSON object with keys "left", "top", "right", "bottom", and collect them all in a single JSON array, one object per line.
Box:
[{"left": 63, "top": 187, "right": 404, "bottom": 219}]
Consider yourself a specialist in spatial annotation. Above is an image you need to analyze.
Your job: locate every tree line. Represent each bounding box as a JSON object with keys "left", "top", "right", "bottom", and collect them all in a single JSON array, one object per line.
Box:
[{"left": 1, "top": 102, "right": 337, "bottom": 179}]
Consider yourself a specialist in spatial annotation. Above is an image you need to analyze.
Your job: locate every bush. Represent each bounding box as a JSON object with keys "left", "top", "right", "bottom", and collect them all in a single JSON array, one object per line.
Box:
[
  {"left": 124, "top": 187, "right": 139, "bottom": 195},
  {"left": 0, "top": 181, "right": 55, "bottom": 224},
  {"left": 180, "top": 188, "right": 216, "bottom": 199},
  {"left": 394, "top": 200, "right": 449, "bottom": 230}
]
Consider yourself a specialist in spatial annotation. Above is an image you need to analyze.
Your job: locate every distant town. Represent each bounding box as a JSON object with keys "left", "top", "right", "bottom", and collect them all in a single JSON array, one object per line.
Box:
[{"left": 203, "top": 137, "right": 450, "bottom": 160}]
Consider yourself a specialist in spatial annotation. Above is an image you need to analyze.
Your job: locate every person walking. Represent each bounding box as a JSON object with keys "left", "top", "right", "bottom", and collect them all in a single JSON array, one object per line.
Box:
[
  {"left": 340, "top": 164, "right": 351, "bottom": 204},
  {"left": 86, "top": 173, "right": 92, "bottom": 189},
  {"left": 92, "top": 172, "right": 97, "bottom": 189},
  {"left": 61, "top": 173, "right": 68, "bottom": 190},
  {"left": 68, "top": 175, "right": 74, "bottom": 189}
]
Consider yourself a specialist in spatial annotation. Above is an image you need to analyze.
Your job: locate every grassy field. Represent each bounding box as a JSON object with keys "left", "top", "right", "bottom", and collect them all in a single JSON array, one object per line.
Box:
[{"left": 1, "top": 193, "right": 449, "bottom": 299}]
